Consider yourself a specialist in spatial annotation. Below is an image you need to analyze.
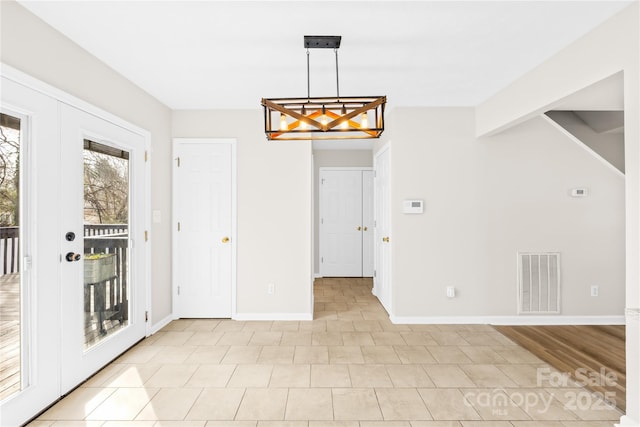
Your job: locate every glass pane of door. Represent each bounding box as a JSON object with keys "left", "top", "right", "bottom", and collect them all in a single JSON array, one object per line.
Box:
[
  {"left": 0, "top": 112, "right": 22, "bottom": 400},
  {"left": 83, "top": 140, "right": 130, "bottom": 349}
]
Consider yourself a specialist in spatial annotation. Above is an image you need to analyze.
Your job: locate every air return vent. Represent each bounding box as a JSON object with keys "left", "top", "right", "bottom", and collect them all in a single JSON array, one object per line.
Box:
[{"left": 518, "top": 252, "right": 560, "bottom": 314}]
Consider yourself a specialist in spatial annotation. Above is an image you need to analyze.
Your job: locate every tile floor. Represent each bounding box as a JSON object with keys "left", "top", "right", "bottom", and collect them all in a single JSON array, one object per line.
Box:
[{"left": 29, "top": 277, "right": 623, "bottom": 427}]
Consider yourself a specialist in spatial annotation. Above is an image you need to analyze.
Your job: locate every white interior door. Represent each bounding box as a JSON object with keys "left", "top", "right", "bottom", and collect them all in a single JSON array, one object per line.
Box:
[
  {"left": 0, "top": 77, "right": 60, "bottom": 427},
  {"left": 362, "top": 170, "right": 374, "bottom": 277},
  {"left": 59, "top": 104, "right": 147, "bottom": 392},
  {"left": 320, "top": 170, "right": 363, "bottom": 277},
  {"left": 173, "top": 139, "right": 234, "bottom": 318},
  {"left": 374, "top": 146, "right": 391, "bottom": 312}
]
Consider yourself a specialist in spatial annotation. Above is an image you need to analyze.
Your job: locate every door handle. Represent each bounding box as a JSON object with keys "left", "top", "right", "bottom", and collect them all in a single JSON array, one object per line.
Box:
[
  {"left": 382, "top": 237, "right": 390, "bottom": 243},
  {"left": 363, "top": 227, "right": 368, "bottom": 231},
  {"left": 357, "top": 226, "right": 362, "bottom": 231},
  {"left": 65, "top": 252, "right": 81, "bottom": 262},
  {"left": 221, "top": 236, "right": 230, "bottom": 243}
]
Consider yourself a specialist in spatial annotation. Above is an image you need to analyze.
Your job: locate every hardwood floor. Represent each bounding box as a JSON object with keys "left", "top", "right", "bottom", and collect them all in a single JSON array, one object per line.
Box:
[{"left": 494, "top": 324, "right": 626, "bottom": 412}]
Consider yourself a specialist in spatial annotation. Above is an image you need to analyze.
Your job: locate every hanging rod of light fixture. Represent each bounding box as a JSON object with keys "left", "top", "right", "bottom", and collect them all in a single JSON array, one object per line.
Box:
[{"left": 261, "top": 35, "right": 386, "bottom": 141}]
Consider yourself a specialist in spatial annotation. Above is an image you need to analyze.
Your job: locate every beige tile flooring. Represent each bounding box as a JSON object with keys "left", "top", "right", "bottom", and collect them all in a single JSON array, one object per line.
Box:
[{"left": 29, "top": 277, "right": 623, "bottom": 427}]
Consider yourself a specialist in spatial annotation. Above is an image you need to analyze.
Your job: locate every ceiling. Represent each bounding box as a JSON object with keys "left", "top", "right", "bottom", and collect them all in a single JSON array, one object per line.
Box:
[{"left": 18, "top": 1, "right": 633, "bottom": 111}]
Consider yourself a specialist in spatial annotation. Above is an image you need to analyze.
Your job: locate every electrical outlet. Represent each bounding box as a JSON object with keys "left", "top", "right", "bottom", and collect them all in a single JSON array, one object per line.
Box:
[
  {"left": 446, "top": 286, "right": 456, "bottom": 298},
  {"left": 591, "top": 286, "right": 599, "bottom": 297},
  {"left": 267, "top": 283, "right": 275, "bottom": 295}
]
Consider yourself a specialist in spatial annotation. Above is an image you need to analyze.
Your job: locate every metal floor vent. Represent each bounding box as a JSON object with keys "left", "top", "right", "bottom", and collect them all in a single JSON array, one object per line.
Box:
[{"left": 518, "top": 252, "right": 560, "bottom": 314}]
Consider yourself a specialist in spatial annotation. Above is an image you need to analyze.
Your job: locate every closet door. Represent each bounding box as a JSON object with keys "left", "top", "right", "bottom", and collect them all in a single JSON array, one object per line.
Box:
[
  {"left": 319, "top": 169, "right": 374, "bottom": 278},
  {"left": 320, "top": 170, "right": 363, "bottom": 277},
  {"left": 362, "top": 170, "right": 374, "bottom": 277}
]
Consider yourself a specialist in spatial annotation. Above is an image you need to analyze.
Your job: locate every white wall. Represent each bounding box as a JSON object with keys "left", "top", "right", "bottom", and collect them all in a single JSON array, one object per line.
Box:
[
  {"left": 388, "top": 107, "right": 625, "bottom": 319},
  {"left": 172, "top": 110, "right": 313, "bottom": 317},
  {"left": 313, "top": 149, "right": 373, "bottom": 275},
  {"left": 0, "top": 1, "right": 173, "bottom": 326}
]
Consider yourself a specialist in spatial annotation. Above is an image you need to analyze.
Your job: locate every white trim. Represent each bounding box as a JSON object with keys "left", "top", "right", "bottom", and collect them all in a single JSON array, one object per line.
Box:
[
  {"left": 171, "top": 138, "right": 237, "bottom": 319},
  {"left": 617, "top": 415, "right": 640, "bottom": 427},
  {"left": 233, "top": 312, "right": 313, "bottom": 321},
  {"left": 310, "top": 151, "right": 315, "bottom": 317},
  {"left": 149, "top": 314, "right": 174, "bottom": 335},
  {"left": 541, "top": 114, "right": 625, "bottom": 178},
  {"left": 319, "top": 166, "right": 374, "bottom": 172},
  {"left": 314, "top": 273, "right": 323, "bottom": 278},
  {"left": 390, "top": 315, "right": 626, "bottom": 325}
]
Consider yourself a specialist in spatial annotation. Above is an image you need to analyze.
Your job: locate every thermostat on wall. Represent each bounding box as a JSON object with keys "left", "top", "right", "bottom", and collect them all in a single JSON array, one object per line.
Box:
[
  {"left": 570, "top": 188, "right": 589, "bottom": 198},
  {"left": 403, "top": 200, "right": 424, "bottom": 214}
]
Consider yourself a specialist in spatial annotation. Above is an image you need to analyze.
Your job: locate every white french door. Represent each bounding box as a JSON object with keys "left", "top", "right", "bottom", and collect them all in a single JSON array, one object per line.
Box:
[
  {"left": 374, "top": 146, "right": 391, "bottom": 312},
  {"left": 173, "top": 139, "right": 235, "bottom": 318},
  {"left": 319, "top": 168, "right": 374, "bottom": 277},
  {"left": 1, "top": 76, "right": 61, "bottom": 427},
  {"left": 0, "top": 74, "right": 149, "bottom": 426},
  {"left": 59, "top": 104, "right": 147, "bottom": 392}
]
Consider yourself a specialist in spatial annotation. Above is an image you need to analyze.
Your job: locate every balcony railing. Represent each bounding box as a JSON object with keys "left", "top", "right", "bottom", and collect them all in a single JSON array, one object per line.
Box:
[{"left": 0, "top": 224, "right": 128, "bottom": 277}]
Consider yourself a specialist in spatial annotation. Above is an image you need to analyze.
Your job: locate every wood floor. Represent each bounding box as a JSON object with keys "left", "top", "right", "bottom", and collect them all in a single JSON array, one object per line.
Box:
[{"left": 494, "top": 324, "right": 626, "bottom": 412}]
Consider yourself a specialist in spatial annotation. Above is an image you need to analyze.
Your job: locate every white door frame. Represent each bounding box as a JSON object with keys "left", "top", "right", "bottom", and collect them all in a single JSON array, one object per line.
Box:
[
  {"left": 171, "top": 138, "right": 237, "bottom": 319},
  {"left": 318, "top": 167, "right": 373, "bottom": 278}
]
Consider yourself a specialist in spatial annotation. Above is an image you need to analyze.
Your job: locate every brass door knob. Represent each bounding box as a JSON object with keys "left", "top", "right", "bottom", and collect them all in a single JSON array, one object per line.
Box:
[
  {"left": 222, "top": 236, "right": 230, "bottom": 243},
  {"left": 363, "top": 227, "right": 368, "bottom": 231},
  {"left": 357, "top": 226, "right": 362, "bottom": 231},
  {"left": 382, "top": 236, "right": 390, "bottom": 243}
]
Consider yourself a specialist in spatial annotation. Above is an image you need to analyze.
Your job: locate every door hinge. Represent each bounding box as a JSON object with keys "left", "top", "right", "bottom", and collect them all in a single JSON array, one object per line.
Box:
[
  {"left": 321, "top": 257, "right": 324, "bottom": 263},
  {"left": 145, "top": 311, "right": 149, "bottom": 322},
  {"left": 321, "top": 178, "right": 325, "bottom": 185},
  {"left": 177, "top": 286, "right": 181, "bottom": 296},
  {"left": 374, "top": 270, "right": 377, "bottom": 278},
  {"left": 321, "top": 218, "right": 324, "bottom": 224},
  {"left": 177, "top": 222, "right": 181, "bottom": 231},
  {"left": 22, "top": 256, "right": 32, "bottom": 271},
  {"left": 144, "top": 230, "right": 148, "bottom": 242},
  {"left": 175, "top": 157, "right": 181, "bottom": 167},
  {"left": 144, "top": 150, "right": 148, "bottom": 162}
]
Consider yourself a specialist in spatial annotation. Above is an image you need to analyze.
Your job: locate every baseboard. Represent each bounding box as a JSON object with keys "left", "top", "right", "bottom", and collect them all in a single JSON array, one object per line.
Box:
[
  {"left": 389, "top": 315, "right": 626, "bottom": 325},
  {"left": 617, "top": 415, "right": 640, "bottom": 427},
  {"left": 149, "top": 313, "right": 174, "bottom": 335},
  {"left": 233, "top": 312, "right": 313, "bottom": 321}
]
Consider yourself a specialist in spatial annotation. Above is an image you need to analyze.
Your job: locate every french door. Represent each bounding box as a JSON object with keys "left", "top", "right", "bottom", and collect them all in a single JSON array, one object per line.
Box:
[
  {"left": 319, "top": 168, "right": 374, "bottom": 277},
  {"left": 0, "top": 75, "right": 148, "bottom": 426},
  {"left": 59, "top": 104, "right": 147, "bottom": 392}
]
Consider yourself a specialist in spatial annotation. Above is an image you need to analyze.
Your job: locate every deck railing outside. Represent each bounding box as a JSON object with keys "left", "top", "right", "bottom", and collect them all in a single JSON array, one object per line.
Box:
[
  {"left": 0, "top": 224, "right": 128, "bottom": 276},
  {"left": 0, "top": 227, "right": 19, "bottom": 275}
]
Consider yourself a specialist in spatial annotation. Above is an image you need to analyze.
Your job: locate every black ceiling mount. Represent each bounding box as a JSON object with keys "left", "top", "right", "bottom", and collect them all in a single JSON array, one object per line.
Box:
[{"left": 304, "top": 35, "right": 341, "bottom": 49}]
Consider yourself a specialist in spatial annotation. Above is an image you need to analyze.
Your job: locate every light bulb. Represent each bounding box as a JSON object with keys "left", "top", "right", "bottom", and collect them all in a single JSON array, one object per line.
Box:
[
  {"left": 341, "top": 105, "right": 349, "bottom": 129},
  {"left": 300, "top": 106, "right": 307, "bottom": 129},
  {"left": 360, "top": 112, "right": 369, "bottom": 129},
  {"left": 280, "top": 113, "right": 287, "bottom": 131},
  {"left": 321, "top": 106, "right": 328, "bottom": 126}
]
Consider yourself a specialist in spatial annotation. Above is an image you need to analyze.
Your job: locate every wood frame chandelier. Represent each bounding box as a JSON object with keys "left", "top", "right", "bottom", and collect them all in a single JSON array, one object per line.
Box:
[{"left": 261, "top": 36, "right": 386, "bottom": 141}]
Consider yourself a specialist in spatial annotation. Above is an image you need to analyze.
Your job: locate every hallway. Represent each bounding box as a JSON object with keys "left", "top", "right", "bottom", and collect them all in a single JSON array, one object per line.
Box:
[{"left": 29, "top": 278, "right": 623, "bottom": 426}]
